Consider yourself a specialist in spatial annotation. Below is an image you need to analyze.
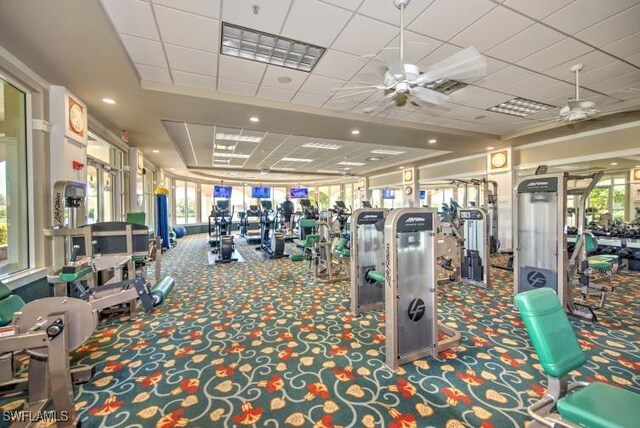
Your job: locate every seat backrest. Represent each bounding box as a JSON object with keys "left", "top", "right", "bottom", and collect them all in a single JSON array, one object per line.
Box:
[
  {"left": 582, "top": 232, "right": 599, "bottom": 254},
  {"left": 0, "top": 282, "right": 25, "bottom": 327},
  {"left": 335, "top": 238, "right": 347, "bottom": 251},
  {"left": 299, "top": 219, "right": 317, "bottom": 229},
  {"left": 126, "top": 212, "right": 146, "bottom": 226},
  {"left": 305, "top": 234, "right": 320, "bottom": 247},
  {"left": 514, "top": 288, "right": 586, "bottom": 378}
]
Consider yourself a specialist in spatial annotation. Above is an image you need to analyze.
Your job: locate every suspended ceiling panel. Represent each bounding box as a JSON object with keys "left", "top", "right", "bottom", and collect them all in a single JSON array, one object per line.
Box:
[{"left": 99, "top": 0, "right": 640, "bottom": 137}]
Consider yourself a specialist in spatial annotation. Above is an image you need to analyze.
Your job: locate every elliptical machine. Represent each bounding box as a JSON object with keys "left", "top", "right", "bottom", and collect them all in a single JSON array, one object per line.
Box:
[
  {"left": 298, "top": 198, "right": 319, "bottom": 240},
  {"left": 258, "top": 200, "right": 288, "bottom": 259},
  {"left": 209, "top": 200, "right": 237, "bottom": 263},
  {"left": 240, "top": 205, "right": 262, "bottom": 243}
]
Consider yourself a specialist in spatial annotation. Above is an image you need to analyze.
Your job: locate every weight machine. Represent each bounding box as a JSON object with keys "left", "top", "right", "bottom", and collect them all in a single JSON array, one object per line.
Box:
[
  {"left": 350, "top": 208, "right": 387, "bottom": 315},
  {"left": 384, "top": 208, "right": 460, "bottom": 370},
  {"left": 514, "top": 170, "right": 609, "bottom": 323},
  {"left": 460, "top": 207, "right": 490, "bottom": 288},
  {"left": 313, "top": 208, "right": 349, "bottom": 283}
]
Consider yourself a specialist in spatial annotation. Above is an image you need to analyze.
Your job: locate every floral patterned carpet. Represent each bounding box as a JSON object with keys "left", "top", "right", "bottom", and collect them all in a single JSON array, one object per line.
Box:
[{"left": 1, "top": 233, "right": 639, "bottom": 427}]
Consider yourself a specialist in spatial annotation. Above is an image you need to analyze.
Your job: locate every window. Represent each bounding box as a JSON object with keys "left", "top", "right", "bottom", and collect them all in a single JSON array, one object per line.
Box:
[
  {"left": 102, "top": 170, "right": 114, "bottom": 222},
  {"left": 186, "top": 181, "right": 197, "bottom": 223},
  {"left": 308, "top": 188, "right": 317, "bottom": 207},
  {"left": 144, "top": 170, "right": 155, "bottom": 228},
  {"left": 201, "top": 184, "right": 214, "bottom": 222},
  {"left": 86, "top": 165, "right": 99, "bottom": 224},
  {"left": 273, "top": 187, "right": 286, "bottom": 209},
  {"left": 587, "top": 174, "right": 627, "bottom": 222},
  {"left": 317, "top": 186, "right": 330, "bottom": 210},
  {"left": 329, "top": 185, "right": 341, "bottom": 207},
  {"left": 370, "top": 189, "right": 382, "bottom": 208},
  {"left": 175, "top": 180, "right": 186, "bottom": 224},
  {"left": 0, "top": 78, "right": 28, "bottom": 276},
  {"left": 344, "top": 184, "right": 353, "bottom": 209}
]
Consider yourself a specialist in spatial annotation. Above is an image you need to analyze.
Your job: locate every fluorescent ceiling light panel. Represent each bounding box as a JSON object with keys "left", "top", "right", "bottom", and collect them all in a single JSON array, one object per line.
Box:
[
  {"left": 338, "top": 161, "right": 366, "bottom": 166},
  {"left": 214, "top": 144, "right": 235, "bottom": 150},
  {"left": 301, "top": 142, "right": 341, "bottom": 150},
  {"left": 488, "top": 97, "right": 555, "bottom": 118},
  {"left": 214, "top": 153, "right": 250, "bottom": 159},
  {"left": 215, "top": 133, "right": 262, "bottom": 143},
  {"left": 281, "top": 157, "right": 313, "bottom": 162},
  {"left": 221, "top": 22, "right": 325, "bottom": 72},
  {"left": 371, "top": 149, "right": 406, "bottom": 155}
]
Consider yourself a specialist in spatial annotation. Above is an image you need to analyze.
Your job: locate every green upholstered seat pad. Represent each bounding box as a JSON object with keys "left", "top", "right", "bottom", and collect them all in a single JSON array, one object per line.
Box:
[
  {"left": 514, "top": 289, "right": 586, "bottom": 378},
  {"left": 0, "top": 282, "right": 11, "bottom": 300},
  {"left": 295, "top": 234, "right": 320, "bottom": 249},
  {"left": 0, "top": 295, "right": 25, "bottom": 326},
  {"left": 557, "top": 382, "right": 640, "bottom": 428},
  {"left": 367, "top": 270, "right": 385, "bottom": 283},
  {"left": 588, "top": 256, "right": 613, "bottom": 270},
  {"left": 335, "top": 250, "right": 350, "bottom": 258},
  {"left": 298, "top": 219, "right": 317, "bottom": 228},
  {"left": 596, "top": 254, "right": 618, "bottom": 262},
  {"left": 59, "top": 266, "right": 95, "bottom": 283}
]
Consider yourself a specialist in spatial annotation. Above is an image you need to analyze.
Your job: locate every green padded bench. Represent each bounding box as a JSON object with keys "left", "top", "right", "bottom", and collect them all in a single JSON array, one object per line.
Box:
[
  {"left": 581, "top": 233, "right": 618, "bottom": 272},
  {"left": 515, "top": 288, "right": 640, "bottom": 428},
  {"left": 334, "top": 238, "right": 350, "bottom": 258},
  {"left": 366, "top": 270, "right": 384, "bottom": 284},
  {"left": 0, "top": 282, "right": 25, "bottom": 327},
  {"left": 292, "top": 234, "right": 320, "bottom": 263}
]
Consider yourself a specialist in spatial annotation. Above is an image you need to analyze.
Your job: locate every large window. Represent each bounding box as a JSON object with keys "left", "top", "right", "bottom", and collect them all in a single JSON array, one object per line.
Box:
[
  {"left": 317, "top": 186, "right": 330, "bottom": 210},
  {"left": 86, "top": 165, "right": 99, "bottom": 224},
  {"left": 86, "top": 134, "right": 121, "bottom": 224},
  {"left": 144, "top": 170, "right": 155, "bottom": 228},
  {"left": 329, "top": 185, "right": 341, "bottom": 208},
  {"left": 201, "top": 184, "right": 214, "bottom": 222},
  {"left": 186, "top": 182, "right": 197, "bottom": 223},
  {"left": 588, "top": 175, "right": 627, "bottom": 222},
  {"left": 175, "top": 180, "right": 186, "bottom": 224},
  {"left": 344, "top": 184, "right": 353, "bottom": 209},
  {"left": 0, "top": 78, "right": 28, "bottom": 276}
]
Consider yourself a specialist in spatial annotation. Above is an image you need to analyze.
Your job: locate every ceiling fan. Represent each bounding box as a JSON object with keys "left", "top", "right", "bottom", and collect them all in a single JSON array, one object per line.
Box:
[
  {"left": 334, "top": 0, "right": 487, "bottom": 114},
  {"left": 558, "top": 64, "right": 599, "bottom": 122}
]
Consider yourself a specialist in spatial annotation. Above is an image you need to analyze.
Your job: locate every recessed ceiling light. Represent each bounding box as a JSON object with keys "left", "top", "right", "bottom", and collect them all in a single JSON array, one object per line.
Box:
[
  {"left": 215, "top": 133, "right": 262, "bottom": 143},
  {"left": 102, "top": 98, "right": 116, "bottom": 104},
  {"left": 428, "top": 139, "right": 437, "bottom": 144},
  {"left": 278, "top": 76, "right": 292, "bottom": 84},
  {"left": 338, "top": 161, "right": 365, "bottom": 166},
  {"left": 371, "top": 149, "right": 406, "bottom": 155},
  {"left": 351, "top": 129, "right": 360, "bottom": 135},
  {"left": 610, "top": 162, "right": 618, "bottom": 166},
  {"left": 399, "top": 166, "right": 404, "bottom": 170},
  {"left": 486, "top": 146, "right": 495, "bottom": 150},
  {"left": 366, "top": 157, "right": 382, "bottom": 161},
  {"left": 214, "top": 144, "right": 235, "bottom": 151},
  {"left": 152, "top": 150, "right": 159, "bottom": 153},
  {"left": 221, "top": 22, "right": 326, "bottom": 73},
  {"left": 282, "top": 157, "right": 313, "bottom": 162},
  {"left": 249, "top": 117, "right": 260, "bottom": 123},
  {"left": 302, "top": 142, "right": 341, "bottom": 150}
]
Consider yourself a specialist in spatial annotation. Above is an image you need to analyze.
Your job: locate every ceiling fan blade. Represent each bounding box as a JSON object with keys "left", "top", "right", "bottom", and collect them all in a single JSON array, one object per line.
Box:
[
  {"left": 416, "top": 46, "right": 486, "bottom": 85},
  {"left": 333, "top": 84, "right": 383, "bottom": 91},
  {"left": 380, "top": 47, "right": 405, "bottom": 80},
  {"left": 361, "top": 93, "right": 398, "bottom": 115},
  {"left": 331, "top": 88, "right": 378, "bottom": 100},
  {"left": 409, "top": 86, "right": 450, "bottom": 105}
]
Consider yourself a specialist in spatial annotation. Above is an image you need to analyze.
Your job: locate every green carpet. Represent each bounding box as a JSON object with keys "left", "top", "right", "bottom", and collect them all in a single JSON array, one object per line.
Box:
[{"left": 1, "top": 233, "right": 638, "bottom": 427}]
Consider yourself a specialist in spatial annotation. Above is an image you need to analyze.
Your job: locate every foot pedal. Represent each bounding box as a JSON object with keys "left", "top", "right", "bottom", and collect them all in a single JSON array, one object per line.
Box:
[{"left": 571, "top": 303, "right": 597, "bottom": 323}]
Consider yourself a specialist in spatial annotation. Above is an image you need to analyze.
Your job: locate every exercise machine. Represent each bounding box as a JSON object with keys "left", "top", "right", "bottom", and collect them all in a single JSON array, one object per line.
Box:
[
  {"left": 258, "top": 200, "right": 288, "bottom": 259},
  {"left": 298, "top": 198, "right": 319, "bottom": 240},
  {"left": 0, "top": 296, "right": 97, "bottom": 427},
  {"left": 460, "top": 207, "right": 490, "bottom": 288},
  {"left": 313, "top": 209, "right": 349, "bottom": 283},
  {"left": 437, "top": 200, "right": 462, "bottom": 283},
  {"left": 45, "top": 222, "right": 176, "bottom": 319},
  {"left": 332, "top": 201, "right": 351, "bottom": 233},
  {"left": 239, "top": 205, "right": 262, "bottom": 243},
  {"left": 515, "top": 288, "right": 640, "bottom": 427},
  {"left": 209, "top": 200, "right": 238, "bottom": 263},
  {"left": 350, "top": 208, "right": 387, "bottom": 315},
  {"left": 514, "top": 171, "right": 608, "bottom": 323},
  {"left": 384, "top": 208, "right": 461, "bottom": 370}
]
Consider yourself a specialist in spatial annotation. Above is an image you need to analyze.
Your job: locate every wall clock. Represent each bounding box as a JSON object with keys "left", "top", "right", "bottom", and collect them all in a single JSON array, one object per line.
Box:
[
  {"left": 490, "top": 151, "right": 508, "bottom": 169},
  {"left": 67, "top": 97, "right": 85, "bottom": 138},
  {"left": 634, "top": 169, "right": 640, "bottom": 181},
  {"left": 404, "top": 186, "right": 413, "bottom": 196}
]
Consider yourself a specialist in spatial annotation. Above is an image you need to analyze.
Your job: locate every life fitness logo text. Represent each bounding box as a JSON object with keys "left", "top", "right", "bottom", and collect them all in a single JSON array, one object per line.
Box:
[
  {"left": 407, "top": 298, "right": 426, "bottom": 322},
  {"left": 405, "top": 216, "right": 426, "bottom": 225}
]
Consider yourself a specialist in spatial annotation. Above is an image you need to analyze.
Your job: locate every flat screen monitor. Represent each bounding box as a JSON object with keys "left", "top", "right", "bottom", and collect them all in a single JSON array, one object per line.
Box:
[
  {"left": 419, "top": 190, "right": 426, "bottom": 200},
  {"left": 251, "top": 186, "right": 271, "bottom": 199},
  {"left": 289, "top": 187, "right": 308, "bottom": 199},
  {"left": 382, "top": 189, "right": 395, "bottom": 200},
  {"left": 216, "top": 200, "right": 229, "bottom": 211},
  {"left": 260, "top": 200, "right": 273, "bottom": 210},
  {"left": 334, "top": 200, "right": 346, "bottom": 209},
  {"left": 361, "top": 201, "right": 372, "bottom": 208},
  {"left": 214, "top": 185, "right": 232, "bottom": 199}
]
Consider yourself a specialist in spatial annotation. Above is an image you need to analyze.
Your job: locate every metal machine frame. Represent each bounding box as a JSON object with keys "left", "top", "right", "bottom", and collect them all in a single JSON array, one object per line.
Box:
[
  {"left": 514, "top": 172, "right": 604, "bottom": 322},
  {"left": 350, "top": 208, "right": 387, "bottom": 315},
  {"left": 460, "top": 207, "right": 490, "bottom": 288},
  {"left": 384, "top": 208, "right": 461, "bottom": 370},
  {"left": 314, "top": 209, "right": 348, "bottom": 283}
]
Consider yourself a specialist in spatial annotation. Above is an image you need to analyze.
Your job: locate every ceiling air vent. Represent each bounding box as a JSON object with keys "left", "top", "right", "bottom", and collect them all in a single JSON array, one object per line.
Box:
[{"left": 221, "top": 23, "right": 326, "bottom": 72}]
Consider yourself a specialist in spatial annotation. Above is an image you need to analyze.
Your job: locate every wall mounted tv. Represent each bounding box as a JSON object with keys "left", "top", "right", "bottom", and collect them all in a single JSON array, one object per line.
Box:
[
  {"left": 289, "top": 187, "right": 308, "bottom": 198},
  {"left": 419, "top": 190, "right": 426, "bottom": 200},
  {"left": 214, "top": 185, "right": 232, "bottom": 199},
  {"left": 251, "top": 186, "right": 271, "bottom": 199},
  {"left": 382, "top": 189, "right": 395, "bottom": 200}
]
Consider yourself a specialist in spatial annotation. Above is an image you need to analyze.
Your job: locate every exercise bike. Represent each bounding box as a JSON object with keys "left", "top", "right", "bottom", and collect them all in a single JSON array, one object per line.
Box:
[
  {"left": 209, "top": 200, "right": 237, "bottom": 263},
  {"left": 257, "top": 200, "right": 288, "bottom": 259}
]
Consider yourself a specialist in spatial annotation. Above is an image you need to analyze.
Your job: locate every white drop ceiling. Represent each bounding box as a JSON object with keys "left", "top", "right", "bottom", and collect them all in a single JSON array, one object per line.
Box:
[
  {"left": 100, "top": 0, "right": 640, "bottom": 137},
  {"left": 164, "top": 121, "right": 448, "bottom": 178}
]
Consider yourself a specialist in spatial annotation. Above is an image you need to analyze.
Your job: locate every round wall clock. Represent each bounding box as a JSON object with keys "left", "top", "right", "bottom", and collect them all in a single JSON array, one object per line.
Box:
[
  {"left": 404, "top": 186, "right": 413, "bottom": 196},
  {"left": 68, "top": 100, "right": 84, "bottom": 135},
  {"left": 634, "top": 169, "right": 640, "bottom": 181},
  {"left": 491, "top": 151, "right": 507, "bottom": 169},
  {"left": 403, "top": 169, "right": 413, "bottom": 182}
]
